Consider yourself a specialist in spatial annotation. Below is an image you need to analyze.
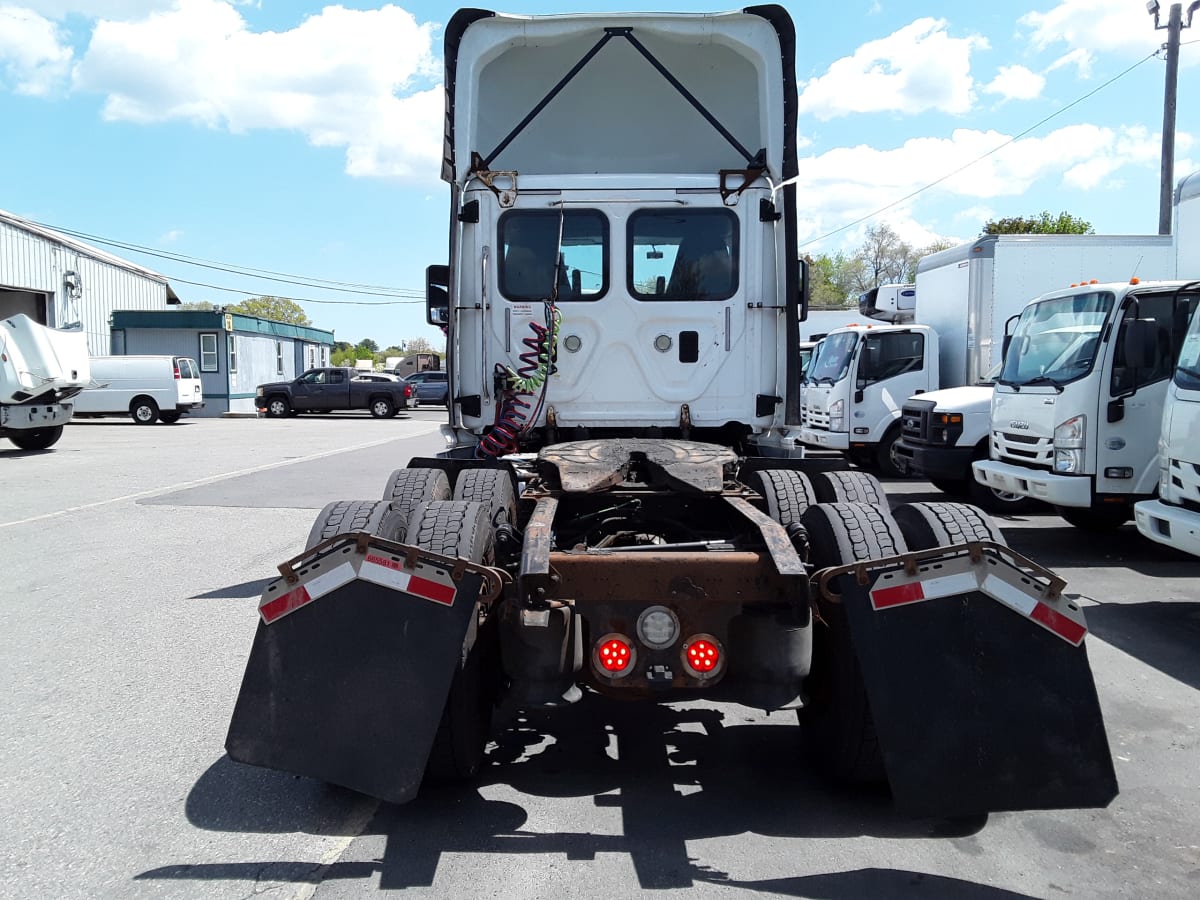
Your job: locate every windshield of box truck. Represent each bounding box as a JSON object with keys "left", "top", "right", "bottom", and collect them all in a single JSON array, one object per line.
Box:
[
  {"left": 806, "top": 330, "right": 858, "bottom": 384},
  {"left": 1177, "top": 316, "right": 1200, "bottom": 391},
  {"left": 999, "top": 291, "right": 1114, "bottom": 387}
]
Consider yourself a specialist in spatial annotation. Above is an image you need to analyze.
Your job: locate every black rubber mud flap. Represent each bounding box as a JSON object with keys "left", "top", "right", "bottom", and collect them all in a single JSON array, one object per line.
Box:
[
  {"left": 225, "top": 546, "right": 486, "bottom": 805},
  {"left": 833, "top": 567, "right": 1119, "bottom": 818}
]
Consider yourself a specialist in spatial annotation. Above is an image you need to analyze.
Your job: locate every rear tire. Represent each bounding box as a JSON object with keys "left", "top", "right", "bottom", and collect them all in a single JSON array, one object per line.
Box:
[
  {"left": 799, "top": 502, "right": 908, "bottom": 785},
  {"left": 131, "top": 397, "right": 159, "bottom": 425},
  {"left": 407, "top": 500, "right": 497, "bottom": 782},
  {"left": 810, "top": 470, "right": 888, "bottom": 506},
  {"left": 892, "top": 501, "right": 1007, "bottom": 551},
  {"left": 381, "top": 467, "right": 451, "bottom": 540},
  {"left": 741, "top": 468, "right": 816, "bottom": 525},
  {"left": 452, "top": 468, "right": 518, "bottom": 532},
  {"left": 8, "top": 426, "right": 64, "bottom": 450},
  {"left": 370, "top": 397, "right": 394, "bottom": 419},
  {"left": 1055, "top": 503, "right": 1131, "bottom": 532},
  {"left": 158, "top": 411, "right": 182, "bottom": 424},
  {"left": 304, "top": 499, "right": 404, "bottom": 551}
]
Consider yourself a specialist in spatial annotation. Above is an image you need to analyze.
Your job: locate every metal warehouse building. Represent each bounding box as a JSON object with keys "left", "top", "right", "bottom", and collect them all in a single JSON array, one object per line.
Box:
[
  {"left": 111, "top": 310, "right": 334, "bottom": 416},
  {"left": 1, "top": 208, "right": 178, "bottom": 355}
]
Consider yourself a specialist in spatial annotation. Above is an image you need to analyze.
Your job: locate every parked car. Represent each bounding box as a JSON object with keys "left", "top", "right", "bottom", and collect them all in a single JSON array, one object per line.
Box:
[
  {"left": 355, "top": 373, "right": 417, "bottom": 408},
  {"left": 73, "top": 355, "right": 204, "bottom": 424},
  {"left": 404, "top": 370, "right": 449, "bottom": 405},
  {"left": 255, "top": 367, "right": 410, "bottom": 418}
]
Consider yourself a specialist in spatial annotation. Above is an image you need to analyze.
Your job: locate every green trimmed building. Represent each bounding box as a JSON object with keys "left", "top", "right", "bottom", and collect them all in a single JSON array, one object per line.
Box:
[{"left": 110, "top": 310, "right": 335, "bottom": 416}]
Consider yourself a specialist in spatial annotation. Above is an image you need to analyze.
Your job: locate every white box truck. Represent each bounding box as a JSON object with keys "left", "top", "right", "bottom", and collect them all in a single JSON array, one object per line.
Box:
[
  {"left": 973, "top": 279, "right": 1200, "bottom": 529},
  {"left": 1135, "top": 169, "right": 1200, "bottom": 553},
  {"left": 893, "top": 234, "right": 1176, "bottom": 508},
  {"left": 73, "top": 355, "right": 204, "bottom": 424}
]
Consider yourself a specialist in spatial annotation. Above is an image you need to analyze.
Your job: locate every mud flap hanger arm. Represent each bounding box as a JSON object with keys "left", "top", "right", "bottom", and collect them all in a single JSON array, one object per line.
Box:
[{"left": 472, "top": 26, "right": 765, "bottom": 181}]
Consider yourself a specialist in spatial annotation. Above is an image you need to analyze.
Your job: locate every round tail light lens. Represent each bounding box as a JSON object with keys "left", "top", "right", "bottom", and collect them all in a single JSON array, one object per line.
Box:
[
  {"left": 683, "top": 635, "right": 723, "bottom": 678},
  {"left": 594, "top": 634, "right": 635, "bottom": 678}
]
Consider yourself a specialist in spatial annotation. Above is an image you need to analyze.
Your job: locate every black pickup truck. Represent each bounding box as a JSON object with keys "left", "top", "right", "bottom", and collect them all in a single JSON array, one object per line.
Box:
[{"left": 255, "top": 368, "right": 411, "bottom": 418}]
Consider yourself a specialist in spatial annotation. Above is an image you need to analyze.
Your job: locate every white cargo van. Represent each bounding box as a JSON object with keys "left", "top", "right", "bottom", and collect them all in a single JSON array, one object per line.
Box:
[{"left": 73, "top": 355, "right": 204, "bottom": 424}]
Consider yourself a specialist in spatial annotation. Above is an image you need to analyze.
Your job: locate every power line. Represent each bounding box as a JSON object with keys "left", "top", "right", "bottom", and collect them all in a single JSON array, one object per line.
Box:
[
  {"left": 30, "top": 219, "right": 426, "bottom": 297},
  {"left": 164, "top": 274, "right": 426, "bottom": 305},
  {"left": 798, "top": 48, "right": 1161, "bottom": 249}
]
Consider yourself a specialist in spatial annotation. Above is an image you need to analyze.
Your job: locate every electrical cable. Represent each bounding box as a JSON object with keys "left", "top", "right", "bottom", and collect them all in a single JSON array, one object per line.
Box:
[{"left": 795, "top": 48, "right": 1162, "bottom": 249}]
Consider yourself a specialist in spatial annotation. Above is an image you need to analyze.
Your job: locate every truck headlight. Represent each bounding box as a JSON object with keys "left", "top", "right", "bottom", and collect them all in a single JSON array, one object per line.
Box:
[
  {"left": 829, "top": 399, "right": 845, "bottom": 432},
  {"left": 1159, "top": 463, "right": 1170, "bottom": 496},
  {"left": 1054, "top": 414, "right": 1086, "bottom": 450},
  {"left": 1054, "top": 449, "right": 1082, "bottom": 473},
  {"left": 256, "top": 387, "right": 264, "bottom": 397}
]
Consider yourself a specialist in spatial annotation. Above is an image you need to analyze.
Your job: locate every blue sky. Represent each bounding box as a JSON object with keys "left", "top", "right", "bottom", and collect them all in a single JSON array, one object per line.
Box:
[{"left": 2, "top": 1, "right": 1196, "bottom": 348}]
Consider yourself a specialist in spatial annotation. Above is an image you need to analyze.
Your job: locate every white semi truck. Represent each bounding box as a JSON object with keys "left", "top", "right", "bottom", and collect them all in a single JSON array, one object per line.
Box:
[
  {"left": 0, "top": 314, "right": 90, "bottom": 450},
  {"left": 225, "top": 6, "right": 1116, "bottom": 818},
  {"left": 973, "top": 279, "right": 1200, "bottom": 529},
  {"left": 894, "top": 234, "right": 1176, "bottom": 508}
]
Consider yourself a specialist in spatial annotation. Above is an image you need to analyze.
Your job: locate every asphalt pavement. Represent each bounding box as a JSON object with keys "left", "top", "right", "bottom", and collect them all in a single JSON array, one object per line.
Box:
[{"left": 1, "top": 412, "right": 1197, "bottom": 899}]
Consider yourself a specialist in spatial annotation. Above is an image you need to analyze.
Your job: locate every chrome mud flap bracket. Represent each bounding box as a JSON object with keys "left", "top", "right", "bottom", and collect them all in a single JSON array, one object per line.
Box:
[
  {"left": 816, "top": 542, "right": 1119, "bottom": 818},
  {"left": 225, "top": 533, "right": 504, "bottom": 805}
]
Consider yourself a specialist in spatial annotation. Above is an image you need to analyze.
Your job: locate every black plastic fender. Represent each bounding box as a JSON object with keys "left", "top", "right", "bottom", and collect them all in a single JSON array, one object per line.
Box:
[
  {"left": 225, "top": 539, "right": 489, "bottom": 804},
  {"left": 823, "top": 550, "right": 1119, "bottom": 818}
]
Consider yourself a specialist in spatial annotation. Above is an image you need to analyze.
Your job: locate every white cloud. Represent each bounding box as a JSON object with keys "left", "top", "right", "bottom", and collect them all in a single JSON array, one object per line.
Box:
[
  {"left": 70, "top": 0, "right": 442, "bottom": 179},
  {"left": 158, "top": 227, "right": 182, "bottom": 242},
  {"left": 794, "top": 123, "right": 1192, "bottom": 249},
  {"left": 0, "top": 5, "right": 74, "bottom": 96},
  {"left": 1020, "top": 0, "right": 1187, "bottom": 65},
  {"left": 798, "top": 18, "right": 987, "bottom": 121},
  {"left": 1045, "top": 48, "right": 1093, "bottom": 79},
  {"left": 983, "top": 65, "right": 1045, "bottom": 102}
]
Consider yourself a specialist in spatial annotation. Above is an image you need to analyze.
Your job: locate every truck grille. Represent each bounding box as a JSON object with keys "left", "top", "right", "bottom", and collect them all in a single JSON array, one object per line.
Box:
[
  {"left": 900, "top": 400, "right": 934, "bottom": 443},
  {"left": 992, "top": 430, "right": 1053, "bottom": 467},
  {"left": 1168, "top": 458, "right": 1200, "bottom": 509},
  {"left": 804, "top": 408, "right": 831, "bottom": 430}
]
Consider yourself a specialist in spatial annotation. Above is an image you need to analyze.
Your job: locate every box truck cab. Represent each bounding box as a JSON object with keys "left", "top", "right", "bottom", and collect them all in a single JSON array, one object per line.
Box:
[
  {"left": 73, "top": 355, "right": 204, "bottom": 424},
  {"left": 974, "top": 280, "right": 1200, "bottom": 530},
  {"left": 798, "top": 323, "right": 935, "bottom": 474},
  {"left": 1, "top": 314, "right": 89, "bottom": 450},
  {"left": 1135, "top": 306, "right": 1200, "bottom": 554}
]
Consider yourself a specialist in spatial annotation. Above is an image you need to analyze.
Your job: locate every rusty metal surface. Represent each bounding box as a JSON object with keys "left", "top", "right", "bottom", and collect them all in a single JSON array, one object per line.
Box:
[
  {"left": 537, "top": 439, "right": 736, "bottom": 493},
  {"left": 723, "top": 495, "right": 807, "bottom": 576}
]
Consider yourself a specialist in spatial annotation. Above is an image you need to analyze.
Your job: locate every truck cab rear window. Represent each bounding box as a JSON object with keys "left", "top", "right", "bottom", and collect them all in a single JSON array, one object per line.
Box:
[
  {"left": 628, "top": 209, "right": 738, "bottom": 301},
  {"left": 498, "top": 210, "right": 607, "bottom": 301}
]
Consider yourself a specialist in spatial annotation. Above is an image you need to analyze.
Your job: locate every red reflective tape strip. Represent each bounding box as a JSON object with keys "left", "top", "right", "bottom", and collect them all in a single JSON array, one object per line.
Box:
[
  {"left": 407, "top": 574, "right": 456, "bottom": 606},
  {"left": 870, "top": 581, "right": 926, "bottom": 609},
  {"left": 1031, "top": 602, "right": 1087, "bottom": 646},
  {"left": 260, "top": 585, "right": 312, "bottom": 624}
]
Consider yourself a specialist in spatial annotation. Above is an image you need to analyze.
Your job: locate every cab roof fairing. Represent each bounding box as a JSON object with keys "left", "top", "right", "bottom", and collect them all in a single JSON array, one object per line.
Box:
[{"left": 441, "top": 6, "right": 797, "bottom": 185}]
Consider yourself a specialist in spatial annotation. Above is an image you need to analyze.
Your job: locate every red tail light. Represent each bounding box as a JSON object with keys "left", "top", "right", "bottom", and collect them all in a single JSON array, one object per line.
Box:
[
  {"left": 405, "top": 384, "right": 413, "bottom": 398},
  {"left": 173, "top": 367, "right": 181, "bottom": 379},
  {"left": 683, "top": 636, "right": 721, "bottom": 675},
  {"left": 595, "top": 635, "right": 635, "bottom": 676}
]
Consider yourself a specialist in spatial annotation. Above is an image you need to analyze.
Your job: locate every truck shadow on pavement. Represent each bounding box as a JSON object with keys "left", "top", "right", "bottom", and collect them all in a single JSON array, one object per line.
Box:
[
  {"left": 138, "top": 695, "right": 1038, "bottom": 895},
  {"left": 1080, "top": 600, "right": 1200, "bottom": 691}
]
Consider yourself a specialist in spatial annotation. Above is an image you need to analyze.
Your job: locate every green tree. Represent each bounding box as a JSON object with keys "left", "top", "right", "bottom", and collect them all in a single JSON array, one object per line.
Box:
[
  {"left": 177, "top": 301, "right": 215, "bottom": 311},
  {"left": 226, "top": 295, "right": 312, "bottom": 325},
  {"left": 356, "top": 338, "right": 380, "bottom": 354},
  {"left": 333, "top": 340, "right": 354, "bottom": 354},
  {"left": 983, "top": 211, "right": 1094, "bottom": 235}
]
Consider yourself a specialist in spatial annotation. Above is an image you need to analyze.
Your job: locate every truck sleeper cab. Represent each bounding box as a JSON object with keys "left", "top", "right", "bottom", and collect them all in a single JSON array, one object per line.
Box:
[{"left": 974, "top": 280, "right": 1200, "bottom": 530}]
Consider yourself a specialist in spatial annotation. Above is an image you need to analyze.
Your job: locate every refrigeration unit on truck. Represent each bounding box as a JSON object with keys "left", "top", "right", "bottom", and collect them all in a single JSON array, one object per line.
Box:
[
  {"left": 974, "top": 279, "right": 1200, "bottom": 530},
  {"left": 895, "top": 234, "right": 1176, "bottom": 509},
  {"left": 0, "top": 314, "right": 89, "bottom": 450},
  {"left": 224, "top": 6, "right": 1117, "bottom": 819},
  {"left": 858, "top": 283, "right": 915, "bottom": 323}
]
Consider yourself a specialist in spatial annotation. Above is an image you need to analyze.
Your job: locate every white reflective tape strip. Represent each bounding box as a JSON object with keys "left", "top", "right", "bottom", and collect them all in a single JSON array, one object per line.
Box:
[
  {"left": 980, "top": 573, "right": 1039, "bottom": 618},
  {"left": 360, "top": 554, "right": 415, "bottom": 592},
  {"left": 303, "top": 562, "right": 357, "bottom": 600},
  {"left": 911, "top": 572, "right": 978, "bottom": 601}
]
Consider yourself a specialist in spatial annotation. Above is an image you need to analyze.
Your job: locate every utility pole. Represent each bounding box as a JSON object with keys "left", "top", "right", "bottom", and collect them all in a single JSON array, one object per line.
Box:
[{"left": 1149, "top": 1, "right": 1199, "bottom": 235}]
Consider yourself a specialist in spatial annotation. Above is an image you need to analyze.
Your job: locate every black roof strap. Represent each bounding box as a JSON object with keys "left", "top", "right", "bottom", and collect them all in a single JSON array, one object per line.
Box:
[{"left": 476, "top": 25, "right": 760, "bottom": 173}]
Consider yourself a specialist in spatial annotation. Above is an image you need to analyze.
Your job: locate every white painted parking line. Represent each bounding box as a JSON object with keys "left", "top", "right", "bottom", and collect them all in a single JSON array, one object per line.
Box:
[{"left": 0, "top": 432, "right": 435, "bottom": 530}]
